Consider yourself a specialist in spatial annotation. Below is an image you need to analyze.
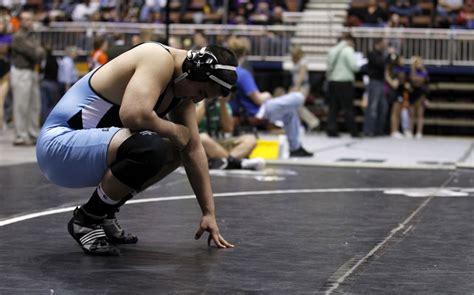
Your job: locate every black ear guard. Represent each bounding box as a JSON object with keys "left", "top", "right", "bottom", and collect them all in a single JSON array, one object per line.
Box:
[{"left": 174, "top": 47, "right": 237, "bottom": 96}]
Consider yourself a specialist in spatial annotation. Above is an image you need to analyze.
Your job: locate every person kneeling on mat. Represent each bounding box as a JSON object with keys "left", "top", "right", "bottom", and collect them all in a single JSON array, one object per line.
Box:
[{"left": 36, "top": 43, "right": 236, "bottom": 255}]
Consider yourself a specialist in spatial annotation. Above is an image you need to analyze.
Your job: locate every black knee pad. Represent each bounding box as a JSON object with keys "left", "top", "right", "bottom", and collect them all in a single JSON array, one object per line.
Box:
[{"left": 110, "top": 131, "right": 169, "bottom": 191}]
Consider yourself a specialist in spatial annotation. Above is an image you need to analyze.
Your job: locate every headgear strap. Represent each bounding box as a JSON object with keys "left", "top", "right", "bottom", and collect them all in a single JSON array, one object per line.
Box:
[{"left": 174, "top": 47, "right": 236, "bottom": 91}]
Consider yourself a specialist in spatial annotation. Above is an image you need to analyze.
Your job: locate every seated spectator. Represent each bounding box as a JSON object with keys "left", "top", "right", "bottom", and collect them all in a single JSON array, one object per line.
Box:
[
  {"left": 71, "top": 0, "right": 100, "bottom": 21},
  {"left": 408, "top": 56, "right": 429, "bottom": 139},
  {"left": 139, "top": 0, "right": 162, "bottom": 23},
  {"left": 437, "top": 0, "right": 464, "bottom": 27},
  {"left": 388, "top": 13, "right": 403, "bottom": 27},
  {"left": 99, "top": 6, "right": 119, "bottom": 22},
  {"left": 196, "top": 97, "right": 265, "bottom": 170},
  {"left": 201, "top": 1, "right": 224, "bottom": 24},
  {"left": 249, "top": 0, "right": 271, "bottom": 24},
  {"left": 361, "top": 0, "right": 388, "bottom": 27},
  {"left": 437, "top": 0, "right": 464, "bottom": 18},
  {"left": 458, "top": 0, "right": 474, "bottom": 29},
  {"left": 269, "top": 4, "right": 285, "bottom": 25},
  {"left": 387, "top": 14, "right": 403, "bottom": 53},
  {"left": 228, "top": 37, "right": 313, "bottom": 158},
  {"left": 44, "top": 0, "right": 71, "bottom": 22},
  {"left": 388, "top": 0, "right": 421, "bottom": 20},
  {"left": 228, "top": 3, "right": 250, "bottom": 24}
]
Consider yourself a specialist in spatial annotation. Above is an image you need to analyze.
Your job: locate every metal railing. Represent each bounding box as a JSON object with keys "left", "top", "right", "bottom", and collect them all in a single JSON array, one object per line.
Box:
[
  {"left": 349, "top": 27, "right": 474, "bottom": 66},
  {"left": 37, "top": 22, "right": 474, "bottom": 67},
  {"left": 39, "top": 22, "right": 296, "bottom": 62}
]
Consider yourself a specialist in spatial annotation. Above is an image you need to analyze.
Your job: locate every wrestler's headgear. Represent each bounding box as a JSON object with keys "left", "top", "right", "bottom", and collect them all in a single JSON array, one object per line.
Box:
[{"left": 173, "top": 46, "right": 237, "bottom": 96}]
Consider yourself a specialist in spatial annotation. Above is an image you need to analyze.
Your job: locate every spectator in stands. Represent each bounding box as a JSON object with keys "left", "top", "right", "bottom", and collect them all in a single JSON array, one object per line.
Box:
[
  {"left": 140, "top": 28, "right": 155, "bottom": 42},
  {"left": 388, "top": 13, "right": 403, "bottom": 27},
  {"left": 40, "top": 46, "right": 61, "bottom": 125},
  {"left": 364, "top": 38, "right": 388, "bottom": 137},
  {"left": 200, "top": 1, "right": 224, "bottom": 24},
  {"left": 139, "top": 0, "right": 162, "bottom": 23},
  {"left": 289, "top": 45, "right": 319, "bottom": 131},
  {"left": 228, "top": 37, "right": 313, "bottom": 157},
  {"left": 44, "top": 0, "right": 70, "bottom": 22},
  {"left": 409, "top": 56, "right": 429, "bottom": 139},
  {"left": 387, "top": 14, "right": 403, "bottom": 53},
  {"left": 0, "top": 14, "right": 11, "bottom": 131},
  {"left": 325, "top": 33, "right": 359, "bottom": 138},
  {"left": 388, "top": 0, "right": 421, "bottom": 24},
  {"left": 89, "top": 35, "right": 108, "bottom": 70},
  {"left": 249, "top": 0, "right": 271, "bottom": 24},
  {"left": 72, "top": 0, "right": 100, "bottom": 21},
  {"left": 192, "top": 30, "right": 208, "bottom": 50},
  {"left": 150, "top": 8, "right": 162, "bottom": 23},
  {"left": 58, "top": 46, "right": 78, "bottom": 93},
  {"left": 437, "top": 0, "right": 464, "bottom": 27},
  {"left": 130, "top": 28, "right": 155, "bottom": 47},
  {"left": 131, "top": 34, "right": 141, "bottom": 46},
  {"left": 107, "top": 33, "right": 128, "bottom": 60},
  {"left": 228, "top": 3, "right": 250, "bottom": 24},
  {"left": 361, "top": 0, "right": 388, "bottom": 27},
  {"left": 458, "top": 0, "right": 474, "bottom": 29},
  {"left": 10, "top": 11, "right": 45, "bottom": 146},
  {"left": 270, "top": 5, "right": 285, "bottom": 24},
  {"left": 99, "top": 6, "right": 119, "bottom": 22},
  {"left": 122, "top": 2, "right": 140, "bottom": 22},
  {"left": 196, "top": 97, "right": 265, "bottom": 170},
  {"left": 169, "top": 36, "right": 183, "bottom": 49}
]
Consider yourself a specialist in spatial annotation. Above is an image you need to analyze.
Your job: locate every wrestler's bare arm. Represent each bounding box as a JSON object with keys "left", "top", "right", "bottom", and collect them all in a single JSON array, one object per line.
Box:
[
  {"left": 171, "top": 100, "right": 234, "bottom": 248},
  {"left": 119, "top": 45, "right": 189, "bottom": 148}
]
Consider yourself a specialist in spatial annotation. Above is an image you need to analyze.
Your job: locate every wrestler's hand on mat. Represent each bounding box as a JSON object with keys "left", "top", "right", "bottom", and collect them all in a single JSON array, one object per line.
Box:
[
  {"left": 195, "top": 214, "right": 234, "bottom": 249},
  {"left": 171, "top": 124, "right": 191, "bottom": 150}
]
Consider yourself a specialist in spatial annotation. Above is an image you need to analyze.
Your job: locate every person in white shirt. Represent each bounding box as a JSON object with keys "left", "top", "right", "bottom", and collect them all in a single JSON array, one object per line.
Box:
[{"left": 58, "top": 46, "right": 79, "bottom": 93}]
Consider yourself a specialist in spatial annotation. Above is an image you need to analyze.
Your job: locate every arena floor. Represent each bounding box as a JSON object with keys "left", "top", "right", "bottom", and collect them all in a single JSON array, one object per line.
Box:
[{"left": 1, "top": 130, "right": 473, "bottom": 294}]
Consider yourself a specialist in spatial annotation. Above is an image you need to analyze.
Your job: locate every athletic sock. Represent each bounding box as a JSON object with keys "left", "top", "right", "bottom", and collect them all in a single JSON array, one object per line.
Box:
[
  {"left": 82, "top": 185, "right": 120, "bottom": 218},
  {"left": 107, "top": 193, "right": 136, "bottom": 218},
  {"left": 226, "top": 156, "right": 242, "bottom": 169}
]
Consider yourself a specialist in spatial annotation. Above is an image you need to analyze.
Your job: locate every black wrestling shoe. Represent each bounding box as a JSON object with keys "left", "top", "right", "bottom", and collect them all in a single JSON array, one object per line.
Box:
[
  {"left": 103, "top": 217, "right": 138, "bottom": 244},
  {"left": 208, "top": 157, "right": 228, "bottom": 170},
  {"left": 67, "top": 207, "right": 120, "bottom": 256},
  {"left": 290, "top": 146, "right": 314, "bottom": 158}
]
